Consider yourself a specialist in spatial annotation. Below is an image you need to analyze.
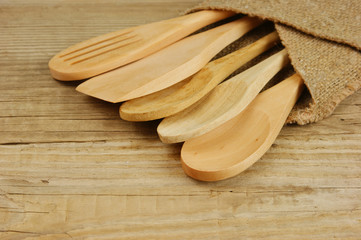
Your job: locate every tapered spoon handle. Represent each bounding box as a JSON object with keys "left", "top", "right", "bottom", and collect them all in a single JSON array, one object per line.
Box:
[{"left": 204, "top": 31, "right": 281, "bottom": 83}]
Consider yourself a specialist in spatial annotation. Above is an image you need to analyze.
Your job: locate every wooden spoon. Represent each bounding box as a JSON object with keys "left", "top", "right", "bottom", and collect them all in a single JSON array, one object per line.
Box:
[
  {"left": 158, "top": 48, "right": 290, "bottom": 143},
  {"left": 181, "top": 73, "right": 304, "bottom": 181},
  {"left": 76, "top": 17, "right": 263, "bottom": 103},
  {"left": 120, "top": 32, "right": 280, "bottom": 121},
  {"left": 49, "top": 10, "right": 235, "bottom": 80}
]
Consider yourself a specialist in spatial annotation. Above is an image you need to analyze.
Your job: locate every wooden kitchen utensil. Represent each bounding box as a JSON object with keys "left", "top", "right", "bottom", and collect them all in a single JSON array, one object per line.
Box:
[
  {"left": 158, "top": 48, "right": 290, "bottom": 143},
  {"left": 76, "top": 16, "right": 263, "bottom": 103},
  {"left": 181, "top": 73, "right": 304, "bottom": 181},
  {"left": 120, "top": 32, "right": 280, "bottom": 121},
  {"left": 49, "top": 10, "right": 235, "bottom": 80}
]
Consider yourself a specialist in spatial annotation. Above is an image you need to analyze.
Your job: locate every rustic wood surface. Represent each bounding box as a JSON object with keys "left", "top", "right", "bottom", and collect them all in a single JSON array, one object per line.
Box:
[{"left": 0, "top": 0, "right": 360, "bottom": 239}]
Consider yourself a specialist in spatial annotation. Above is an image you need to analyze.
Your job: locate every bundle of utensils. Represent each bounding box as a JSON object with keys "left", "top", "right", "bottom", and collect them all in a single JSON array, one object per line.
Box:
[{"left": 49, "top": 10, "right": 304, "bottom": 181}]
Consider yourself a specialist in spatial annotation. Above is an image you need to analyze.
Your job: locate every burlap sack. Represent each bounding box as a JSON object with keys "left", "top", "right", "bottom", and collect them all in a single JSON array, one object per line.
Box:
[{"left": 188, "top": 0, "right": 361, "bottom": 124}]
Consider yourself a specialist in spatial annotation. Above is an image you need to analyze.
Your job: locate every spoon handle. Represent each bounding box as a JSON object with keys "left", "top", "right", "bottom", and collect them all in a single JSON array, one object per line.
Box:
[
  {"left": 191, "top": 32, "right": 280, "bottom": 91},
  {"left": 253, "top": 73, "right": 305, "bottom": 123},
  {"left": 201, "top": 31, "right": 280, "bottom": 85},
  {"left": 236, "top": 48, "right": 290, "bottom": 87},
  {"left": 173, "top": 10, "right": 236, "bottom": 29}
]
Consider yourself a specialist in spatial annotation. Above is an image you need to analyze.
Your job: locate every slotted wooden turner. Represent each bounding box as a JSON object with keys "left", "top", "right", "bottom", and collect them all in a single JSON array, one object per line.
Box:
[
  {"left": 49, "top": 10, "right": 234, "bottom": 80},
  {"left": 76, "top": 17, "right": 263, "bottom": 103}
]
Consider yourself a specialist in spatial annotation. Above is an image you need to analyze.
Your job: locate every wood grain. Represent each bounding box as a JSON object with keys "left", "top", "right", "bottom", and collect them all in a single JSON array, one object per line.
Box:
[
  {"left": 75, "top": 16, "right": 262, "bottom": 103},
  {"left": 119, "top": 31, "right": 280, "bottom": 122},
  {"left": 0, "top": 0, "right": 360, "bottom": 239},
  {"left": 48, "top": 10, "right": 235, "bottom": 80},
  {"left": 158, "top": 48, "right": 290, "bottom": 143},
  {"left": 181, "top": 74, "right": 304, "bottom": 181}
]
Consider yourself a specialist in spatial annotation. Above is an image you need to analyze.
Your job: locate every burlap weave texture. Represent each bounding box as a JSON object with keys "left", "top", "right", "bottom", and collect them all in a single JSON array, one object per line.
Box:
[{"left": 189, "top": 0, "right": 361, "bottom": 124}]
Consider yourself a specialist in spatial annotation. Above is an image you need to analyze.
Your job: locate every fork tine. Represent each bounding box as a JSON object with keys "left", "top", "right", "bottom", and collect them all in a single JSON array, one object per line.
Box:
[
  {"left": 62, "top": 33, "right": 137, "bottom": 61},
  {"left": 49, "top": 10, "right": 236, "bottom": 80},
  {"left": 59, "top": 30, "right": 134, "bottom": 58},
  {"left": 69, "top": 37, "right": 142, "bottom": 65}
]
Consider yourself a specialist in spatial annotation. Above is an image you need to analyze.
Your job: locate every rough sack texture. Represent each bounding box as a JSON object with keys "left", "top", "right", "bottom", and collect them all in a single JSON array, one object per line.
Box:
[{"left": 188, "top": 0, "right": 361, "bottom": 124}]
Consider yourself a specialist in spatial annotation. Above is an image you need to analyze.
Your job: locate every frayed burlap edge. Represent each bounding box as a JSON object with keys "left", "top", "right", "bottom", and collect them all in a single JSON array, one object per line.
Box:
[
  {"left": 185, "top": 5, "right": 361, "bottom": 125},
  {"left": 187, "top": 4, "right": 361, "bottom": 51},
  {"left": 275, "top": 24, "right": 361, "bottom": 124}
]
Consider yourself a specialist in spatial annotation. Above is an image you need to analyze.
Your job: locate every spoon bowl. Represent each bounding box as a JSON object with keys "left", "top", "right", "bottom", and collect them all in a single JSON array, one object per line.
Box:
[
  {"left": 182, "top": 108, "right": 269, "bottom": 175},
  {"left": 181, "top": 73, "right": 304, "bottom": 181}
]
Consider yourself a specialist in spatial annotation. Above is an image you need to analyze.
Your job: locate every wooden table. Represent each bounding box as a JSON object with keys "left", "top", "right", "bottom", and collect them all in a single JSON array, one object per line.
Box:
[{"left": 1, "top": 1, "right": 360, "bottom": 239}]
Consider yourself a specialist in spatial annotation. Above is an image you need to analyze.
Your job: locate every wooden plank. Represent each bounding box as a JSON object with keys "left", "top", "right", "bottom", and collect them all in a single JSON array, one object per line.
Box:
[{"left": 0, "top": 0, "right": 360, "bottom": 239}]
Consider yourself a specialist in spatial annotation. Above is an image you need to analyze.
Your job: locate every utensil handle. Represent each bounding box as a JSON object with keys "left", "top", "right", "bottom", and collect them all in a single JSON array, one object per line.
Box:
[
  {"left": 255, "top": 73, "right": 304, "bottom": 121},
  {"left": 241, "top": 48, "right": 290, "bottom": 87},
  {"left": 176, "top": 10, "right": 235, "bottom": 28},
  {"left": 204, "top": 31, "right": 280, "bottom": 85}
]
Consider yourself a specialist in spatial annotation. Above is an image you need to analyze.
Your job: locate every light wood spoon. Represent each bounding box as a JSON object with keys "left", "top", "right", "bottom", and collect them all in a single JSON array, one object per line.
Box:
[
  {"left": 181, "top": 73, "right": 304, "bottom": 181},
  {"left": 49, "top": 10, "right": 235, "bottom": 80},
  {"left": 158, "top": 48, "right": 290, "bottom": 143},
  {"left": 120, "top": 32, "right": 280, "bottom": 121},
  {"left": 76, "top": 17, "right": 263, "bottom": 103}
]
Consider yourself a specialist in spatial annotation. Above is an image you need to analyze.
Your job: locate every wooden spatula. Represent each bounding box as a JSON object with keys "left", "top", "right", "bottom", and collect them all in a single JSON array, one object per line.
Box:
[
  {"left": 158, "top": 48, "right": 290, "bottom": 143},
  {"left": 119, "top": 32, "right": 280, "bottom": 121},
  {"left": 49, "top": 10, "right": 235, "bottom": 80},
  {"left": 181, "top": 73, "right": 304, "bottom": 181},
  {"left": 76, "top": 17, "right": 263, "bottom": 103}
]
